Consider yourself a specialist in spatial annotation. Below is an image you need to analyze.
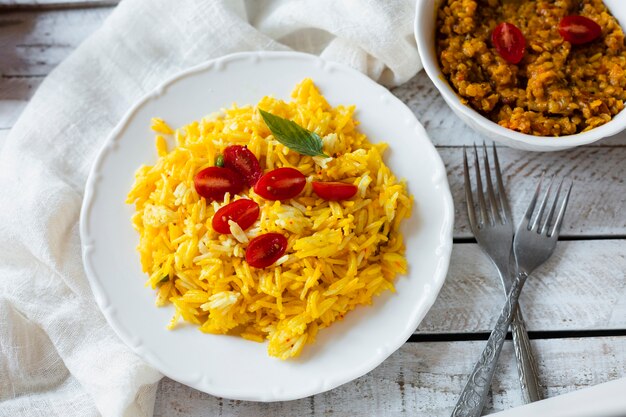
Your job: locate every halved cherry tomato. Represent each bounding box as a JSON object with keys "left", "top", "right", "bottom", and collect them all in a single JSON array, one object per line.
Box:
[
  {"left": 245, "top": 233, "right": 288, "bottom": 268},
  {"left": 312, "top": 181, "right": 358, "bottom": 201},
  {"left": 559, "top": 15, "right": 602, "bottom": 45},
  {"left": 212, "top": 199, "right": 260, "bottom": 234},
  {"left": 223, "top": 145, "right": 262, "bottom": 187},
  {"left": 254, "top": 167, "right": 306, "bottom": 200},
  {"left": 492, "top": 22, "right": 526, "bottom": 64},
  {"left": 194, "top": 166, "right": 244, "bottom": 201}
]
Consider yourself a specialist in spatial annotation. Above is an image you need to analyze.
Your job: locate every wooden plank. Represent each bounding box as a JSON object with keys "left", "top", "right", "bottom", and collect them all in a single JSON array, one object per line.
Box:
[
  {"left": 0, "top": 7, "right": 110, "bottom": 128},
  {"left": 0, "top": 77, "right": 43, "bottom": 129},
  {"left": 153, "top": 336, "right": 626, "bottom": 417},
  {"left": 441, "top": 146, "right": 626, "bottom": 238},
  {"left": 0, "top": 9, "right": 623, "bottom": 239},
  {"left": 392, "top": 72, "right": 626, "bottom": 147},
  {"left": 418, "top": 240, "right": 626, "bottom": 333},
  {"left": 0, "top": 7, "right": 111, "bottom": 76},
  {"left": 0, "top": 76, "right": 41, "bottom": 101}
]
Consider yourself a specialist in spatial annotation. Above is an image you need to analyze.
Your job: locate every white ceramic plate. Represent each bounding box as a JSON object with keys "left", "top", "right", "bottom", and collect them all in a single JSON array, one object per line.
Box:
[{"left": 80, "top": 51, "right": 454, "bottom": 402}]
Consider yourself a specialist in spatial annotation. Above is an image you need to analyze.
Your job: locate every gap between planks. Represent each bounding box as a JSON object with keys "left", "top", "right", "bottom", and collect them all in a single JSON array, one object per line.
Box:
[
  {"left": 153, "top": 336, "right": 626, "bottom": 417},
  {"left": 454, "top": 235, "right": 626, "bottom": 243},
  {"left": 409, "top": 329, "right": 626, "bottom": 343}
]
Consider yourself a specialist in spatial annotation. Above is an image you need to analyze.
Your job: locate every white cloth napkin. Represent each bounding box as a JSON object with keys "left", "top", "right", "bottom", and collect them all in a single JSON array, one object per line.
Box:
[{"left": 0, "top": 1, "right": 420, "bottom": 416}]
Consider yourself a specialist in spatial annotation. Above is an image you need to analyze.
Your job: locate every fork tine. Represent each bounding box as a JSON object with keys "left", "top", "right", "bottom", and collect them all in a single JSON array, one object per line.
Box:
[
  {"left": 523, "top": 172, "right": 545, "bottom": 229},
  {"left": 492, "top": 143, "right": 510, "bottom": 222},
  {"left": 549, "top": 180, "right": 573, "bottom": 238},
  {"left": 473, "top": 144, "right": 489, "bottom": 226},
  {"left": 482, "top": 142, "right": 501, "bottom": 224},
  {"left": 463, "top": 146, "right": 478, "bottom": 230},
  {"left": 540, "top": 178, "right": 564, "bottom": 235},
  {"left": 530, "top": 176, "right": 555, "bottom": 232}
]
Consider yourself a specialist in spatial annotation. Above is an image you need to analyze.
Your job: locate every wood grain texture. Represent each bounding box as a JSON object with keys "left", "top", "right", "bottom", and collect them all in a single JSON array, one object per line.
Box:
[
  {"left": 418, "top": 240, "right": 626, "bottom": 333},
  {"left": 0, "top": 7, "right": 110, "bottom": 128},
  {"left": 0, "top": 8, "right": 110, "bottom": 76},
  {"left": 153, "top": 337, "right": 626, "bottom": 417},
  {"left": 440, "top": 147, "right": 626, "bottom": 238}
]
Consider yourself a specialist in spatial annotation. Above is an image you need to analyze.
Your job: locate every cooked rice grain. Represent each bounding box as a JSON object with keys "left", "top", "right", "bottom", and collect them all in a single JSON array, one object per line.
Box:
[{"left": 127, "top": 79, "right": 413, "bottom": 359}]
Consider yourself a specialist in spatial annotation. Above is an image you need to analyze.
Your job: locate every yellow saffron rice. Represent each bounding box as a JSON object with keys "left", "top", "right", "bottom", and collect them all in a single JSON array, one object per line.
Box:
[{"left": 126, "top": 79, "right": 413, "bottom": 359}]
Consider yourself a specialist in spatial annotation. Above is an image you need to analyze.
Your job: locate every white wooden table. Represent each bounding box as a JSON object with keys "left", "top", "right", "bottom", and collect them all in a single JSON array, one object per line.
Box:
[{"left": 1, "top": 2, "right": 624, "bottom": 416}]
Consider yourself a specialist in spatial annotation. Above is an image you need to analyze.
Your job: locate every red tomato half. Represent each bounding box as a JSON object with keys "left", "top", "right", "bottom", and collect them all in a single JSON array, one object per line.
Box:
[
  {"left": 223, "top": 145, "right": 262, "bottom": 187},
  {"left": 212, "top": 199, "right": 260, "bottom": 234},
  {"left": 312, "top": 181, "right": 358, "bottom": 201},
  {"left": 194, "top": 166, "right": 244, "bottom": 201},
  {"left": 559, "top": 15, "right": 602, "bottom": 45},
  {"left": 245, "top": 233, "right": 288, "bottom": 268},
  {"left": 254, "top": 167, "right": 306, "bottom": 200},
  {"left": 492, "top": 22, "right": 526, "bottom": 64}
]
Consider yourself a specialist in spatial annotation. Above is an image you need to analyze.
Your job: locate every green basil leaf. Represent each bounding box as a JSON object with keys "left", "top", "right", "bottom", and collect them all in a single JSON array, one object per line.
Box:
[{"left": 259, "top": 109, "right": 329, "bottom": 158}]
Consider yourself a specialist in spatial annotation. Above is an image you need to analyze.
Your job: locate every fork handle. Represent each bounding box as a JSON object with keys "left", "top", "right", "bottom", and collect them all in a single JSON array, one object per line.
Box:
[
  {"left": 451, "top": 271, "right": 528, "bottom": 417},
  {"left": 511, "top": 307, "right": 542, "bottom": 403}
]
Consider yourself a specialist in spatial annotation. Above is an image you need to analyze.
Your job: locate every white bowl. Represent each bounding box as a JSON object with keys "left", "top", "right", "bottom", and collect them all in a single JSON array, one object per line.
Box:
[{"left": 414, "top": 0, "right": 626, "bottom": 151}]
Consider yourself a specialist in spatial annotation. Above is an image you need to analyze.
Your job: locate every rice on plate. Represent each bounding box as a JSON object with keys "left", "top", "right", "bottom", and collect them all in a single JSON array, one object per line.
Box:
[{"left": 126, "top": 79, "right": 413, "bottom": 359}]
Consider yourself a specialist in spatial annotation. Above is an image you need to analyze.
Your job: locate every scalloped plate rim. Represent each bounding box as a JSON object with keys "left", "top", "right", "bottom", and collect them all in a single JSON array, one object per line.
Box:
[{"left": 79, "top": 50, "right": 454, "bottom": 402}]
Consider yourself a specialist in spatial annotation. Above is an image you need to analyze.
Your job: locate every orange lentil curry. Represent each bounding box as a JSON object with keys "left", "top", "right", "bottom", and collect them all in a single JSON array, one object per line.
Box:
[{"left": 437, "top": 0, "right": 626, "bottom": 136}]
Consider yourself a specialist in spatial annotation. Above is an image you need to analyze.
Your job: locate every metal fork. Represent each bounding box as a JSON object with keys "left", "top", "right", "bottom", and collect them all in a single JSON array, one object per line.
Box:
[
  {"left": 452, "top": 174, "right": 573, "bottom": 417},
  {"left": 462, "top": 143, "right": 541, "bottom": 405}
]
